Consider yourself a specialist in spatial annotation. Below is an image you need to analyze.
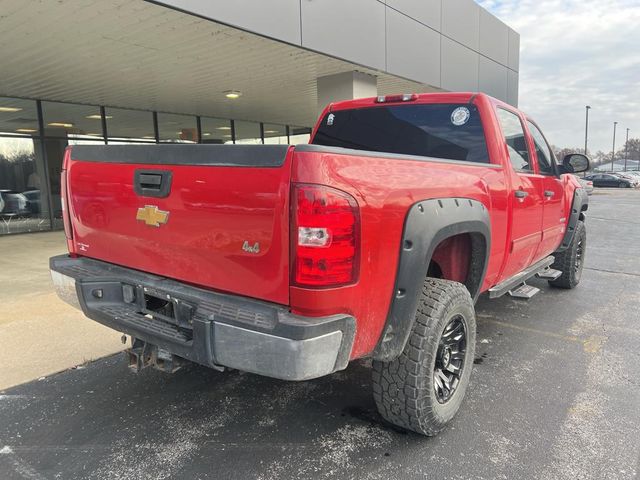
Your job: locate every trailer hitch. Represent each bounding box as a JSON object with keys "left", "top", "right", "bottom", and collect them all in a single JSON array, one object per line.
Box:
[{"left": 125, "top": 338, "right": 186, "bottom": 374}]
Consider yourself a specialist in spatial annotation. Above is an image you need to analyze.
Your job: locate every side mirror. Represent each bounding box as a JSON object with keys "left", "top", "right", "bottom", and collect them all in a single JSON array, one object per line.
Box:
[{"left": 562, "top": 153, "right": 590, "bottom": 174}]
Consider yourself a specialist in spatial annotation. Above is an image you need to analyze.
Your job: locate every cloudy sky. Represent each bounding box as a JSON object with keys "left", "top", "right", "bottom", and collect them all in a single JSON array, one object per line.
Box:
[{"left": 478, "top": 0, "right": 640, "bottom": 155}]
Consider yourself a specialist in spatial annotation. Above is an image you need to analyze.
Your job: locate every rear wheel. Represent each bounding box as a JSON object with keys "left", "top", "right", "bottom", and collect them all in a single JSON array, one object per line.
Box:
[
  {"left": 372, "top": 278, "right": 476, "bottom": 436},
  {"left": 550, "top": 220, "right": 586, "bottom": 289}
]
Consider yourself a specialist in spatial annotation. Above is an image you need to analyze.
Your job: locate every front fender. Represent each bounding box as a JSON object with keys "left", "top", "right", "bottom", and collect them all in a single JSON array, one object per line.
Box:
[{"left": 556, "top": 187, "right": 588, "bottom": 253}]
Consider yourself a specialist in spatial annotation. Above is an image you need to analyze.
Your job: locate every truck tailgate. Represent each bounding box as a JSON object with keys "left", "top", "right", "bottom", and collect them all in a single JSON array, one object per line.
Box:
[{"left": 65, "top": 144, "right": 292, "bottom": 305}]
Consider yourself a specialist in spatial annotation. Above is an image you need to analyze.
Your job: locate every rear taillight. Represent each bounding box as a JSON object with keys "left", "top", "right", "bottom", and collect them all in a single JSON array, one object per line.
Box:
[
  {"left": 61, "top": 148, "right": 73, "bottom": 240},
  {"left": 292, "top": 184, "right": 359, "bottom": 288}
]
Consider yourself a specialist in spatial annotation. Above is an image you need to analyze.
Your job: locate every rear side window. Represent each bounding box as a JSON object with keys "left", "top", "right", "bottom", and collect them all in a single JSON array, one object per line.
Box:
[
  {"left": 496, "top": 108, "right": 532, "bottom": 172},
  {"left": 312, "top": 103, "right": 490, "bottom": 163}
]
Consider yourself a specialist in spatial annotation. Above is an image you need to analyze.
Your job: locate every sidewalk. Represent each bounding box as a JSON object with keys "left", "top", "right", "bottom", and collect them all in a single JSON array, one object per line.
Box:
[{"left": 0, "top": 231, "right": 124, "bottom": 390}]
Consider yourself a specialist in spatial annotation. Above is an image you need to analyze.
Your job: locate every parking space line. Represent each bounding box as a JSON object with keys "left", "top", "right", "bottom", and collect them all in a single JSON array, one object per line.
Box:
[
  {"left": 0, "top": 446, "right": 47, "bottom": 480},
  {"left": 589, "top": 216, "right": 640, "bottom": 226},
  {"left": 583, "top": 267, "right": 640, "bottom": 278},
  {"left": 477, "top": 316, "right": 605, "bottom": 353}
]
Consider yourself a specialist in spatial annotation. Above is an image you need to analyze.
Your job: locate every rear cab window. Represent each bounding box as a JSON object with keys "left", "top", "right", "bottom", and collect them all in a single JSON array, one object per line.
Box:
[{"left": 312, "top": 103, "right": 490, "bottom": 164}]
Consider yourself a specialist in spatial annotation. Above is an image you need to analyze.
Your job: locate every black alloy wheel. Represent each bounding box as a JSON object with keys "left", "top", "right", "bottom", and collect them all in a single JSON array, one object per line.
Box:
[{"left": 434, "top": 316, "right": 467, "bottom": 404}]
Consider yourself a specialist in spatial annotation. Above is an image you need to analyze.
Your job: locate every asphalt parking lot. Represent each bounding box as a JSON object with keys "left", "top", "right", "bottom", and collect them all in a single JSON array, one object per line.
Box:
[{"left": 1, "top": 189, "right": 639, "bottom": 480}]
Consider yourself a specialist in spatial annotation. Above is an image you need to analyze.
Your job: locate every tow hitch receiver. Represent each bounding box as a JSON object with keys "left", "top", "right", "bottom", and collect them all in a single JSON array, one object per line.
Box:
[{"left": 126, "top": 338, "right": 187, "bottom": 373}]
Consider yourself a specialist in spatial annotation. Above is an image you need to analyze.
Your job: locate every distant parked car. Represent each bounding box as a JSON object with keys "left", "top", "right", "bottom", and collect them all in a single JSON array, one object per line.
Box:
[
  {"left": 575, "top": 176, "right": 594, "bottom": 195},
  {"left": 613, "top": 173, "right": 640, "bottom": 187},
  {"left": 584, "top": 173, "right": 635, "bottom": 188},
  {"left": 0, "top": 190, "right": 31, "bottom": 217},
  {"left": 22, "top": 190, "right": 43, "bottom": 214}
]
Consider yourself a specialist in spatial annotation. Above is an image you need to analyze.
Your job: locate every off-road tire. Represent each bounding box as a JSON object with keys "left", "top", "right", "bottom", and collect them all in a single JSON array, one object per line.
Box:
[
  {"left": 549, "top": 220, "right": 586, "bottom": 289},
  {"left": 372, "top": 278, "right": 476, "bottom": 436}
]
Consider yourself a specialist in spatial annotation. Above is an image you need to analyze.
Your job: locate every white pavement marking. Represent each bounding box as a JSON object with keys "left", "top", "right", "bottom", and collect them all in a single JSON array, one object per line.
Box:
[{"left": 0, "top": 446, "right": 48, "bottom": 480}]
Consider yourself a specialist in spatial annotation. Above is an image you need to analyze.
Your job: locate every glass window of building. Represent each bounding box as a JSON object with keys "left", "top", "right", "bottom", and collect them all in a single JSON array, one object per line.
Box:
[
  {"left": 40, "top": 101, "right": 107, "bottom": 232},
  {"left": 157, "top": 113, "right": 197, "bottom": 143},
  {"left": 263, "top": 123, "right": 288, "bottom": 145},
  {"left": 200, "top": 117, "right": 232, "bottom": 144},
  {"left": 234, "top": 120, "right": 262, "bottom": 144},
  {"left": 0, "top": 97, "right": 40, "bottom": 137},
  {"left": 0, "top": 108, "right": 52, "bottom": 234},
  {"left": 41, "top": 101, "right": 105, "bottom": 142},
  {"left": 289, "top": 126, "right": 311, "bottom": 145},
  {"left": 105, "top": 107, "right": 156, "bottom": 143}
]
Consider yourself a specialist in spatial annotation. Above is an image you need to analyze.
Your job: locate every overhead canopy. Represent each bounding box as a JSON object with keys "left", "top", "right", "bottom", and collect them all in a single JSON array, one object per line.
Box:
[{"left": 0, "top": 0, "right": 431, "bottom": 128}]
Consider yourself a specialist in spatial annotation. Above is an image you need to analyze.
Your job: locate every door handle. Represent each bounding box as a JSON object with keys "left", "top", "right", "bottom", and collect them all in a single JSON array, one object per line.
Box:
[
  {"left": 514, "top": 190, "right": 529, "bottom": 199},
  {"left": 544, "top": 190, "right": 555, "bottom": 198},
  {"left": 134, "top": 170, "right": 173, "bottom": 198},
  {"left": 138, "top": 173, "right": 162, "bottom": 190}
]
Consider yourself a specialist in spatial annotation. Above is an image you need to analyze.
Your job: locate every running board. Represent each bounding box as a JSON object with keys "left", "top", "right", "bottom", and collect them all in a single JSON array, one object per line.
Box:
[{"left": 489, "top": 256, "right": 555, "bottom": 299}]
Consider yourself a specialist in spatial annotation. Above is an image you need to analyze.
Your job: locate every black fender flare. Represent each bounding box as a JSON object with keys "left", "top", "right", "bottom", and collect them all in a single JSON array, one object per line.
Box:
[
  {"left": 556, "top": 187, "right": 588, "bottom": 253},
  {"left": 373, "top": 198, "right": 491, "bottom": 362}
]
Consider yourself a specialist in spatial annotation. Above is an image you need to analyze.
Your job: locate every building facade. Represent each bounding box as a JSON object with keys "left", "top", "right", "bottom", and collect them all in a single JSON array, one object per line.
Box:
[{"left": 0, "top": 0, "right": 519, "bottom": 235}]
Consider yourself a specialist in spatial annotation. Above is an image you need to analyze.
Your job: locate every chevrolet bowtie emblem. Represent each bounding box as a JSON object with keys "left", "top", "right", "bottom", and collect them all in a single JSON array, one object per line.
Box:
[{"left": 136, "top": 205, "right": 169, "bottom": 227}]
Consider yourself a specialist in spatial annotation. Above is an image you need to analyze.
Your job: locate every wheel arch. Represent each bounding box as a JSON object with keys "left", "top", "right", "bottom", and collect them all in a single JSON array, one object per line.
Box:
[{"left": 372, "top": 198, "right": 491, "bottom": 362}]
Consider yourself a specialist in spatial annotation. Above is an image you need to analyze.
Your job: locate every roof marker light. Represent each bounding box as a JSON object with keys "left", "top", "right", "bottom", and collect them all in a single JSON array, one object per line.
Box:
[{"left": 375, "top": 94, "right": 418, "bottom": 103}]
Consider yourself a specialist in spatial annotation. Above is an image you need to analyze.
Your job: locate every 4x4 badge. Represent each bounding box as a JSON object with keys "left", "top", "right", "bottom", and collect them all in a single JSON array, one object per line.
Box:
[
  {"left": 136, "top": 205, "right": 169, "bottom": 227},
  {"left": 242, "top": 241, "right": 260, "bottom": 254}
]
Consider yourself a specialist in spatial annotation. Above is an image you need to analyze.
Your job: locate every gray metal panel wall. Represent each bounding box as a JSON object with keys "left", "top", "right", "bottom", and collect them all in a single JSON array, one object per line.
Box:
[
  {"left": 441, "top": 0, "right": 480, "bottom": 51},
  {"left": 386, "top": 8, "right": 441, "bottom": 86},
  {"left": 440, "top": 37, "right": 479, "bottom": 92},
  {"left": 479, "top": 7, "right": 509, "bottom": 66},
  {"left": 507, "top": 70, "right": 519, "bottom": 107},
  {"left": 479, "top": 56, "right": 508, "bottom": 101},
  {"left": 301, "top": 0, "right": 386, "bottom": 71},
  {"left": 385, "top": 0, "right": 441, "bottom": 30},
  {"left": 508, "top": 28, "right": 520, "bottom": 72}
]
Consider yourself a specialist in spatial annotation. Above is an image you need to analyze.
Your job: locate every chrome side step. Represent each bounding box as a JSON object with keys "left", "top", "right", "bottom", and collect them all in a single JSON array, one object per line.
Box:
[
  {"left": 489, "top": 256, "right": 555, "bottom": 299},
  {"left": 536, "top": 268, "right": 562, "bottom": 280},
  {"left": 508, "top": 283, "right": 540, "bottom": 299}
]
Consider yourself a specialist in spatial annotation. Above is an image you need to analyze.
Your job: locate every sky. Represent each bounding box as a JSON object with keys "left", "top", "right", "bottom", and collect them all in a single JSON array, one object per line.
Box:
[{"left": 477, "top": 0, "right": 640, "bottom": 155}]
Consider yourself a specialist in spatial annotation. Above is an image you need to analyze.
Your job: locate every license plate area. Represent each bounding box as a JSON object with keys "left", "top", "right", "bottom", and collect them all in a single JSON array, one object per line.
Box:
[{"left": 124, "top": 284, "right": 195, "bottom": 330}]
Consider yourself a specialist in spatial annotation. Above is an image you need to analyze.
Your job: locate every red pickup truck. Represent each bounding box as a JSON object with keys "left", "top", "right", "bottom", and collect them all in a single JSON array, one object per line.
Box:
[{"left": 51, "top": 92, "right": 590, "bottom": 436}]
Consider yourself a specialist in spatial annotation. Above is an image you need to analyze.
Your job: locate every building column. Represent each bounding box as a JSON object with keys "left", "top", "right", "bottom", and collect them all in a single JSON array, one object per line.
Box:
[{"left": 316, "top": 71, "right": 377, "bottom": 117}]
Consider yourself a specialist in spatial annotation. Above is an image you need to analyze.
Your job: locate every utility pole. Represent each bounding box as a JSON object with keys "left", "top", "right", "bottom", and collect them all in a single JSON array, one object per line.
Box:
[
  {"left": 624, "top": 128, "right": 630, "bottom": 172},
  {"left": 584, "top": 106, "right": 591, "bottom": 155},
  {"left": 612, "top": 122, "right": 618, "bottom": 171}
]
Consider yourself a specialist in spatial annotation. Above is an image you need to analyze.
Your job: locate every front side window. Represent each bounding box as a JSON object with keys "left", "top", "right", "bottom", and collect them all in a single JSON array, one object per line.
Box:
[
  {"left": 312, "top": 103, "right": 490, "bottom": 164},
  {"left": 496, "top": 108, "right": 531, "bottom": 172},
  {"left": 527, "top": 121, "right": 555, "bottom": 175}
]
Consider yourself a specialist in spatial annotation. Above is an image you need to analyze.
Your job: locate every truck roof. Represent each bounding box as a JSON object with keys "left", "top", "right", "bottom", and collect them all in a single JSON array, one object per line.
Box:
[{"left": 326, "top": 92, "right": 484, "bottom": 113}]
